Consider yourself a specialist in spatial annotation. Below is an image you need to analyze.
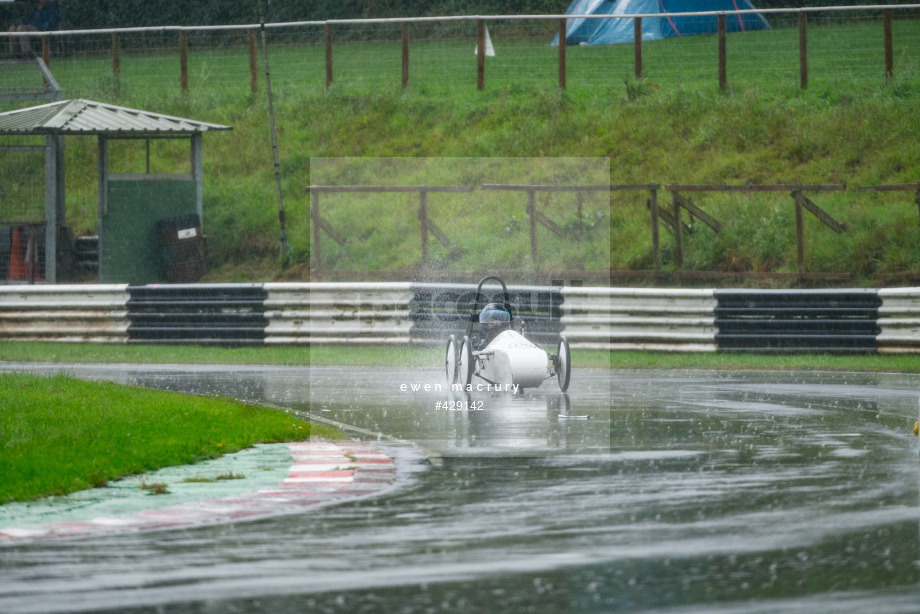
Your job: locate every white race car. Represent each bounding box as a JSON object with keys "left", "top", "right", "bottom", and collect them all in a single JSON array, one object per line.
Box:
[{"left": 444, "top": 276, "right": 571, "bottom": 393}]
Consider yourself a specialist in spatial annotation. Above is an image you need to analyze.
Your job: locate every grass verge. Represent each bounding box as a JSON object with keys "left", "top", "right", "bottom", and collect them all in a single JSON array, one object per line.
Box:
[
  {"left": 3, "top": 341, "right": 920, "bottom": 372},
  {"left": 0, "top": 372, "right": 344, "bottom": 503}
]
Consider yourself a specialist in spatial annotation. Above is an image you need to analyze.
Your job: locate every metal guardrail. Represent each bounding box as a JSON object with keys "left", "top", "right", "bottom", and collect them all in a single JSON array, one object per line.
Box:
[
  {"left": 2, "top": 283, "right": 920, "bottom": 353},
  {"left": 126, "top": 284, "right": 268, "bottom": 345},
  {"left": 562, "top": 287, "right": 718, "bottom": 352},
  {"left": 0, "top": 284, "right": 129, "bottom": 342},
  {"left": 715, "top": 289, "right": 881, "bottom": 353},
  {"left": 264, "top": 282, "right": 413, "bottom": 345},
  {"left": 877, "top": 288, "right": 920, "bottom": 354}
]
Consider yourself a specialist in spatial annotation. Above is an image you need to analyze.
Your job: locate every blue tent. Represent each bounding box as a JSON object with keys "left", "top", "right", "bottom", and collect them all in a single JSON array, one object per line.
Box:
[{"left": 554, "top": 0, "right": 769, "bottom": 46}]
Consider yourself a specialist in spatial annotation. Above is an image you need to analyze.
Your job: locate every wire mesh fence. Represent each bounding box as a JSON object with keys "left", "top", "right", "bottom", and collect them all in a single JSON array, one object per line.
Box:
[{"left": 1, "top": 7, "right": 919, "bottom": 97}]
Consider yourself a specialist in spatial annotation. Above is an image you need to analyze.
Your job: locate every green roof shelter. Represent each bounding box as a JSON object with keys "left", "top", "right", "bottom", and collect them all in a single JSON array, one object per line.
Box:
[{"left": 0, "top": 99, "right": 230, "bottom": 283}]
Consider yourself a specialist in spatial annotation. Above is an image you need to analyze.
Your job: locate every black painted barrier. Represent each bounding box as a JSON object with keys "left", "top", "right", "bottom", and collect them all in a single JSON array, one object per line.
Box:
[
  {"left": 409, "top": 283, "right": 564, "bottom": 346},
  {"left": 715, "top": 289, "right": 881, "bottom": 353},
  {"left": 127, "top": 284, "right": 268, "bottom": 344}
]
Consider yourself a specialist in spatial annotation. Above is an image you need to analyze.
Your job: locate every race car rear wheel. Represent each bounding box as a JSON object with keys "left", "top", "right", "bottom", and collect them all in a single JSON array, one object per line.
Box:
[
  {"left": 556, "top": 335, "right": 571, "bottom": 392},
  {"left": 445, "top": 334, "right": 459, "bottom": 384},
  {"left": 458, "top": 335, "right": 474, "bottom": 387}
]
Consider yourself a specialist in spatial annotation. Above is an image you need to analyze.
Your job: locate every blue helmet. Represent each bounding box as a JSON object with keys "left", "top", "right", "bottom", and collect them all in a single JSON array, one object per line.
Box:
[{"left": 479, "top": 303, "right": 510, "bottom": 330}]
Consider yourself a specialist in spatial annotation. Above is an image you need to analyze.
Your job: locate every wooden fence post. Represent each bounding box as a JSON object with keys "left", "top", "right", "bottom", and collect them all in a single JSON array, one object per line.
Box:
[
  {"left": 249, "top": 30, "right": 258, "bottom": 93},
  {"left": 325, "top": 24, "right": 333, "bottom": 88},
  {"left": 402, "top": 23, "right": 410, "bottom": 89},
  {"left": 527, "top": 189, "right": 537, "bottom": 263},
  {"left": 112, "top": 33, "right": 121, "bottom": 90},
  {"left": 477, "top": 20, "right": 485, "bottom": 90},
  {"left": 884, "top": 9, "right": 893, "bottom": 84},
  {"left": 793, "top": 191, "right": 805, "bottom": 274},
  {"left": 672, "top": 191, "right": 683, "bottom": 268},
  {"left": 799, "top": 12, "right": 808, "bottom": 89},
  {"left": 311, "top": 189, "right": 322, "bottom": 274},
  {"left": 419, "top": 190, "right": 428, "bottom": 264},
  {"left": 718, "top": 14, "right": 727, "bottom": 90},
  {"left": 558, "top": 19, "right": 567, "bottom": 89},
  {"left": 649, "top": 185, "right": 660, "bottom": 272},
  {"left": 634, "top": 18, "right": 643, "bottom": 79},
  {"left": 179, "top": 31, "right": 188, "bottom": 92}
]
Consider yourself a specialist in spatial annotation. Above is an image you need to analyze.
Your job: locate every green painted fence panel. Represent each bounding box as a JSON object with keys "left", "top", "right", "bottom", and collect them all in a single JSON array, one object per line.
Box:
[{"left": 100, "top": 177, "right": 198, "bottom": 284}]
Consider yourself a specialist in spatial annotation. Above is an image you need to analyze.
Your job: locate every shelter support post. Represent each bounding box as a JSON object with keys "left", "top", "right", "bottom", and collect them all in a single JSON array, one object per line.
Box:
[{"left": 192, "top": 133, "right": 203, "bottom": 226}]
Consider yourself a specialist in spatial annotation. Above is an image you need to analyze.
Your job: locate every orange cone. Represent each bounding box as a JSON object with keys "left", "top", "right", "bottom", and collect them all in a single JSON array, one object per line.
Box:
[{"left": 8, "top": 227, "right": 27, "bottom": 280}]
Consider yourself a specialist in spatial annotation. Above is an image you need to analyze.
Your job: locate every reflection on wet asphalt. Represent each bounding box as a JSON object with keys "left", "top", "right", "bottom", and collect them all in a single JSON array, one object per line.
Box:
[{"left": 0, "top": 363, "right": 918, "bottom": 613}]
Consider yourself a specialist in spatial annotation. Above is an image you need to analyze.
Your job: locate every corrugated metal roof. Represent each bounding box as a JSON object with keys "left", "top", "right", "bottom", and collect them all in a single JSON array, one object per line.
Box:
[{"left": 0, "top": 99, "right": 231, "bottom": 135}]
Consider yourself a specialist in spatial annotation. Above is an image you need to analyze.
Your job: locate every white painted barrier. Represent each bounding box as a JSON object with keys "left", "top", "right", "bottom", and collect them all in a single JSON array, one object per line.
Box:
[
  {"left": 8, "top": 283, "right": 918, "bottom": 353},
  {"left": 0, "top": 285, "right": 130, "bottom": 343},
  {"left": 263, "top": 282, "right": 414, "bottom": 345},
  {"left": 561, "top": 287, "right": 717, "bottom": 352},
  {"left": 877, "top": 288, "right": 920, "bottom": 353}
]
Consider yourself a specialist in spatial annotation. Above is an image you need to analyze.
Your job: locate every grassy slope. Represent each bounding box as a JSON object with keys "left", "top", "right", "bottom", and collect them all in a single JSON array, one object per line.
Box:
[
  {"left": 6, "top": 21, "right": 920, "bottom": 282},
  {"left": 0, "top": 372, "right": 344, "bottom": 502}
]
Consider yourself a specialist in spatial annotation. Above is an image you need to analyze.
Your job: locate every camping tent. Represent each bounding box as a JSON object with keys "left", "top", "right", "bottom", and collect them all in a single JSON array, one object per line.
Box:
[{"left": 553, "top": 0, "right": 770, "bottom": 46}]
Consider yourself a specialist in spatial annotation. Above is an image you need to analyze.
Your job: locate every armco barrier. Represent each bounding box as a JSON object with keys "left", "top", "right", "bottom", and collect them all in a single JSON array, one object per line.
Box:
[
  {"left": 562, "top": 287, "right": 718, "bottom": 352},
  {"left": 265, "top": 282, "right": 414, "bottom": 345},
  {"left": 127, "top": 284, "right": 268, "bottom": 345},
  {"left": 877, "top": 288, "right": 920, "bottom": 353},
  {"left": 0, "top": 284, "right": 130, "bottom": 343},
  {"left": 4, "top": 284, "right": 920, "bottom": 353},
  {"left": 715, "top": 289, "right": 881, "bottom": 353}
]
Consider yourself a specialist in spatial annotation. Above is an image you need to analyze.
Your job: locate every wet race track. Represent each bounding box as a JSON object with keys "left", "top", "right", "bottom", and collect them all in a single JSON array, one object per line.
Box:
[{"left": 1, "top": 362, "right": 919, "bottom": 613}]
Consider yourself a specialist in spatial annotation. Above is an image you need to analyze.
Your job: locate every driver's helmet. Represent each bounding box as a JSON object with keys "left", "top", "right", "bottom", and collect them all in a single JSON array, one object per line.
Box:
[{"left": 479, "top": 303, "right": 511, "bottom": 333}]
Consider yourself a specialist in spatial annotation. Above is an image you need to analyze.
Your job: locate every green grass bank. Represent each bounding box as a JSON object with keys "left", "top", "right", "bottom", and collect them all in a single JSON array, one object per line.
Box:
[
  {"left": 4, "top": 18, "right": 920, "bottom": 284},
  {"left": 0, "top": 372, "right": 344, "bottom": 503}
]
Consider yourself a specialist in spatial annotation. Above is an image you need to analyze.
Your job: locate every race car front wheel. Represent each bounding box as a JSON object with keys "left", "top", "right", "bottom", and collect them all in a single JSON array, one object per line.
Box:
[
  {"left": 556, "top": 336, "right": 571, "bottom": 392},
  {"left": 445, "top": 334, "right": 459, "bottom": 384},
  {"left": 458, "top": 335, "right": 474, "bottom": 387}
]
